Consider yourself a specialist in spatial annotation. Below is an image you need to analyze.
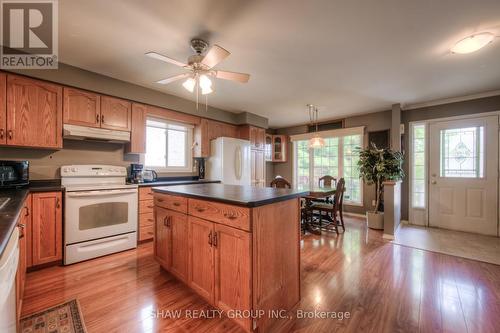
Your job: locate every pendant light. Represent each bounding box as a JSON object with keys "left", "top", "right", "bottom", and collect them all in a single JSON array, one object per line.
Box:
[{"left": 308, "top": 104, "right": 325, "bottom": 148}]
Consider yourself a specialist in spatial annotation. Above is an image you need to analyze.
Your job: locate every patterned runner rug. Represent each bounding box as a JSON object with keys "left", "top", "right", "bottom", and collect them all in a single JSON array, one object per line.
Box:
[{"left": 20, "top": 299, "right": 87, "bottom": 333}]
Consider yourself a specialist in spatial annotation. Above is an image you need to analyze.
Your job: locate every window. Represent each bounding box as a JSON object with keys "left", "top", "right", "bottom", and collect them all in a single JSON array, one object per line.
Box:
[
  {"left": 293, "top": 130, "right": 363, "bottom": 205},
  {"left": 411, "top": 124, "right": 426, "bottom": 208},
  {"left": 342, "top": 135, "right": 361, "bottom": 203},
  {"left": 440, "top": 126, "right": 484, "bottom": 178},
  {"left": 145, "top": 117, "right": 193, "bottom": 172}
]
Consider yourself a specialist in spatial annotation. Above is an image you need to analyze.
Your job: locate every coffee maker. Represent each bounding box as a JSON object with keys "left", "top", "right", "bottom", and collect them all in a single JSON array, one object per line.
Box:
[{"left": 129, "top": 163, "right": 144, "bottom": 183}]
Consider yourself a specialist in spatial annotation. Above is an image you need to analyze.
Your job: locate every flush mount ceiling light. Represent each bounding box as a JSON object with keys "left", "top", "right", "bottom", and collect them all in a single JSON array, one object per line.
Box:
[
  {"left": 451, "top": 32, "right": 496, "bottom": 54},
  {"left": 307, "top": 104, "right": 325, "bottom": 149}
]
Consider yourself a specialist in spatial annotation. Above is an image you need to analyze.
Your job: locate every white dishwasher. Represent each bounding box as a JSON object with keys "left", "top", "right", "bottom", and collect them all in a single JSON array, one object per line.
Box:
[{"left": 0, "top": 227, "right": 19, "bottom": 333}]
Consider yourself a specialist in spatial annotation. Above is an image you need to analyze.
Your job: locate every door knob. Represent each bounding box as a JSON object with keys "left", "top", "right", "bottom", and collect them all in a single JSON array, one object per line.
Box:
[
  {"left": 431, "top": 180, "right": 437, "bottom": 184},
  {"left": 431, "top": 173, "right": 436, "bottom": 177}
]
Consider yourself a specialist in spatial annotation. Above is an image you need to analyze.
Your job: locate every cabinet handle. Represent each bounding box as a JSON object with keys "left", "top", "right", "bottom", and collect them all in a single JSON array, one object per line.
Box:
[
  {"left": 163, "top": 216, "right": 169, "bottom": 227},
  {"left": 8, "top": 130, "right": 13, "bottom": 140},
  {"left": 24, "top": 206, "right": 29, "bottom": 217},
  {"left": 96, "top": 114, "right": 100, "bottom": 123},
  {"left": 213, "top": 232, "right": 218, "bottom": 247},
  {"left": 173, "top": 202, "right": 181, "bottom": 207},
  {"left": 147, "top": 218, "right": 154, "bottom": 222},
  {"left": 56, "top": 198, "right": 60, "bottom": 208},
  {"left": 195, "top": 207, "right": 206, "bottom": 213},
  {"left": 208, "top": 231, "right": 212, "bottom": 246},
  {"left": 224, "top": 213, "right": 237, "bottom": 220},
  {"left": 18, "top": 223, "right": 25, "bottom": 238},
  {"left": 147, "top": 205, "right": 154, "bottom": 208},
  {"left": 0, "top": 129, "right": 4, "bottom": 139},
  {"left": 157, "top": 198, "right": 164, "bottom": 202},
  {"left": 101, "top": 115, "right": 105, "bottom": 123}
]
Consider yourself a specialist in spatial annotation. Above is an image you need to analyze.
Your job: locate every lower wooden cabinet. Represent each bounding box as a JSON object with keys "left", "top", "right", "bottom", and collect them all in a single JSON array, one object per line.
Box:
[
  {"left": 16, "top": 195, "right": 30, "bottom": 321},
  {"left": 31, "top": 192, "right": 62, "bottom": 266}
]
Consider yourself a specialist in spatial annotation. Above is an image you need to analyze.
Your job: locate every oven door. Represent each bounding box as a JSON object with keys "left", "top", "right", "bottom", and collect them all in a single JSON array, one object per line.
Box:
[{"left": 64, "top": 188, "right": 138, "bottom": 245}]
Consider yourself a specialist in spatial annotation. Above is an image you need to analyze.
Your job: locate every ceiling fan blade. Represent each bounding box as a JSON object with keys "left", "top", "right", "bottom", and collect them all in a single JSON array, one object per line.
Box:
[
  {"left": 145, "top": 52, "right": 187, "bottom": 67},
  {"left": 215, "top": 70, "right": 250, "bottom": 83},
  {"left": 156, "top": 73, "right": 191, "bottom": 85},
  {"left": 201, "top": 45, "right": 230, "bottom": 68}
]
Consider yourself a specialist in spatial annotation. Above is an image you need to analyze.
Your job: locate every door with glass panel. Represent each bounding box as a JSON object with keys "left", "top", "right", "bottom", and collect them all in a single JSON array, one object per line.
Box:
[{"left": 428, "top": 116, "right": 498, "bottom": 235}]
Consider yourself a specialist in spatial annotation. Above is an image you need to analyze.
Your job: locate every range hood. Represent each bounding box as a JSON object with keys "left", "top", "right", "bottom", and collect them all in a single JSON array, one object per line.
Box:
[{"left": 63, "top": 124, "right": 130, "bottom": 143}]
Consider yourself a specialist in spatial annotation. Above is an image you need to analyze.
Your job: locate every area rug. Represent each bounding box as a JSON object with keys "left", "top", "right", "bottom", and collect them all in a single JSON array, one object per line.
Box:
[
  {"left": 20, "top": 299, "right": 87, "bottom": 333},
  {"left": 393, "top": 223, "right": 500, "bottom": 265}
]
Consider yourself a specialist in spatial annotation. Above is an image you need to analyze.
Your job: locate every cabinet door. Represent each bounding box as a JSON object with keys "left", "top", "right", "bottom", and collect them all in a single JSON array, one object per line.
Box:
[
  {"left": 6, "top": 75, "right": 62, "bottom": 148},
  {"left": 265, "top": 134, "right": 273, "bottom": 161},
  {"left": 0, "top": 73, "right": 6, "bottom": 144},
  {"left": 194, "top": 118, "right": 210, "bottom": 158},
  {"left": 154, "top": 206, "right": 170, "bottom": 268},
  {"left": 168, "top": 210, "right": 188, "bottom": 282},
  {"left": 125, "top": 103, "right": 146, "bottom": 154},
  {"left": 256, "top": 128, "right": 266, "bottom": 150},
  {"left": 250, "top": 149, "right": 257, "bottom": 186},
  {"left": 208, "top": 120, "right": 223, "bottom": 142},
  {"left": 255, "top": 150, "right": 265, "bottom": 187},
  {"left": 100, "top": 96, "right": 131, "bottom": 131},
  {"left": 273, "top": 135, "right": 287, "bottom": 162},
  {"left": 223, "top": 124, "right": 238, "bottom": 138},
  {"left": 63, "top": 87, "right": 100, "bottom": 127},
  {"left": 32, "top": 192, "right": 62, "bottom": 265},
  {"left": 214, "top": 224, "right": 252, "bottom": 330},
  {"left": 16, "top": 207, "right": 27, "bottom": 320},
  {"left": 188, "top": 216, "right": 215, "bottom": 303},
  {"left": 24, "top": 194, "right": 33, "bottom": 268}
]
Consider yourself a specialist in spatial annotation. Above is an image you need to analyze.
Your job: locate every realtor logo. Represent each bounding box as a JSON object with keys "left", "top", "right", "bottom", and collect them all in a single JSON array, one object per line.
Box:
[{"left": 1, "top": 0, "right": 58, "bottom": 68}]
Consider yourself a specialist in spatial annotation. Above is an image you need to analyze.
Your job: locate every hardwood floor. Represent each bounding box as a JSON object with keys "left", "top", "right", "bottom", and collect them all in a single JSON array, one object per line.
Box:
[{"left": 22, "top": 216, "right": 500, "bottom": 332}]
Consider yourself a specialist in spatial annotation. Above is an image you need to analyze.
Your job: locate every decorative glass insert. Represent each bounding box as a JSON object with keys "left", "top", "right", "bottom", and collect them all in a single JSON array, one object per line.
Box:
[
  {"left": 412, "top": 124, "right": 426, "bottom": 208},
  {"left": 342, "top": 134, "right": 362, "bottom": 203},
  {"left": 440, "top": 126, "right": 484, "bottom": 178}
]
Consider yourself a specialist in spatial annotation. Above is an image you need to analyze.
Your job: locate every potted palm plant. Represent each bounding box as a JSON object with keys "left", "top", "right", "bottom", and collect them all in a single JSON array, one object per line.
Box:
[{"left": 357, "top": 144, "right": 404, "bottom": 229}]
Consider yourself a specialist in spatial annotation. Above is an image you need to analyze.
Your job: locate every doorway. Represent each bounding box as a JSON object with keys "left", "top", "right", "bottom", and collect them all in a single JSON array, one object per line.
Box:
[{"left": 428, "top": 115, "right": 498, "bottom": 236}]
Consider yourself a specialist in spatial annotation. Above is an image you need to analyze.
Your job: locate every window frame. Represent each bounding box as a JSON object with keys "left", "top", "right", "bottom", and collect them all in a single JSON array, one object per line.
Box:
[
  {"left": 144, "top": 117, "right": 194, "bottom": 173},
  {"left": 291, "top": 127, "right": 364, "bottom": 206},
  {"left": 410, "top": 123, "right": 427, "bottom": 209}
]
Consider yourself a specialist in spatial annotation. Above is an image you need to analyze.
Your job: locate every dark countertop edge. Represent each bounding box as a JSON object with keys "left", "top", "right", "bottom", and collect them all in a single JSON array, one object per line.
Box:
[
  {"left": 0, "top": 181, "right": 63, "bottom": 258},
  {"left": 152, "top": 187, "right": 309, "bottom": 208},
  {"left": 136, "top": 179, "right": 221, "bottom": 187}
]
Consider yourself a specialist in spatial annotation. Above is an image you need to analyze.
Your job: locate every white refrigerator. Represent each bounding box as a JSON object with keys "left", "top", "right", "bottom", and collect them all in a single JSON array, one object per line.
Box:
[{"left": 206, "top": 137, "right": 251, "bottom": 185}]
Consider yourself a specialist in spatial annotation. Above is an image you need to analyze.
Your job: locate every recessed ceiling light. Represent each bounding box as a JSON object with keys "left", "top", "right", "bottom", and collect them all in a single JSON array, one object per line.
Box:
[{"left": 451, "top": 32, "right": 496, "bottom": 54}]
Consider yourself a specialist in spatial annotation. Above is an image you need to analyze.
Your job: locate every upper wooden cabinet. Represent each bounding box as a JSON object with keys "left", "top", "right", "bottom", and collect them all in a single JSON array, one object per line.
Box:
[
  {"left": 194, "top": 119, "right": 239, "bottom": 158},
  {"left": 264, "top": 134, "right": 273, "bottom": 161},
  {"left": 63, "top": 87, "right": 100, "bottom": 128},
  {"left": 6, "top": 75, "right": 62, "bottom": 148},
  {"left": 125, "top": 103, "right": 147, "bottom": 154},
  {"left": 0, "top": 73, "right": 6, "bottom": 144},
  {"left": 272, "top": 135, "right": 287, "bottom": 162},
  {"left": 31, "top": 191, "right": 62, "bottom": 265},
  {"left": 239, "top": 125, "right": 265, "bottom": 150},
  {"left": 100, "top": 96, "right": 131, "bottom": 131}
]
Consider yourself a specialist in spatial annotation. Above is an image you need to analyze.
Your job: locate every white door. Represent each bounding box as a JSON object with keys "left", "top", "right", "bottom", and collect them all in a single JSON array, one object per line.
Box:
[{"left": 429, "top": 116, "right": 498, "bottom": 235}]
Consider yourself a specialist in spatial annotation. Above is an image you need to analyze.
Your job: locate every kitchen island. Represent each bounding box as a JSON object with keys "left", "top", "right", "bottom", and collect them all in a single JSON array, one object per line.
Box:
[{"left": 152, "top": 183, "right": 308, "bottom": 332}]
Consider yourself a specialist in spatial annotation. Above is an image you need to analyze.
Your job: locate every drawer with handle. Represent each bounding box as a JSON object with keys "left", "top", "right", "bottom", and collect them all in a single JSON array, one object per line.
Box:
[
  {"left": 139, "top": 224, "right": 154, "bottom": 241},
  {"left": 139, "top": 187, "right": 154, "bottom": 201},
  {"left": 139, "top": 200, "right": 154, "bottom": 213},
  {"left": 154, "top": 193, "right": 188, "bottom": 214},
  {"left": 139, "top": 212, "right": 154, "bottom": 228},
  {"left": 188, "top": 198, "right": 250, "bottom": 231}
]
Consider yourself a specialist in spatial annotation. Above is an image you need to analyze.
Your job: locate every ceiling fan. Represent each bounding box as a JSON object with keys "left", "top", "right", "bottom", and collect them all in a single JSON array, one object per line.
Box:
[{"left": 145, "top": 38, "right": 250, "bottom": 96}]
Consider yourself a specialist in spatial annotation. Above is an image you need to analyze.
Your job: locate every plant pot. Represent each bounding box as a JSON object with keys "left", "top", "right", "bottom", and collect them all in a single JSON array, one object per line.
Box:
[{"left": 366, "top": 211, "right": 384, "bottom": 230}]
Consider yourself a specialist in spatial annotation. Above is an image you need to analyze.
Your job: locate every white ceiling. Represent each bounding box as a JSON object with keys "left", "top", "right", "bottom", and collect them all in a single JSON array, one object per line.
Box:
[{"left": 59, "top": 0, "right": 500, "bottom": 127}]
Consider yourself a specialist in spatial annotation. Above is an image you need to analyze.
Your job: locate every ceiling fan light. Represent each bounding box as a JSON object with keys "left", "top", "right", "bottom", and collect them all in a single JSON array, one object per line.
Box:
[
  {"left": 309, "top": 136, "right": 325, "bottom": 149},
  {"left": 199, "top": 74, "right": 212, "bottom": 90},
  {"left": 182, "top": 77, "right": 196, "bottom": 92},
  {"left": 201, "top": 86, "right": 213, "bottom": 95},
  {"left": 451, "top": 32, "right": 495, "bottom": 54}
]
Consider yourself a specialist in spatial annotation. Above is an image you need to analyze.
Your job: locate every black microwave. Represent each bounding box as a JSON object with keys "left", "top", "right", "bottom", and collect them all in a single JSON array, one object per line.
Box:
[{"left": 0, "top": 160, "right": 29, "bottom": 188}]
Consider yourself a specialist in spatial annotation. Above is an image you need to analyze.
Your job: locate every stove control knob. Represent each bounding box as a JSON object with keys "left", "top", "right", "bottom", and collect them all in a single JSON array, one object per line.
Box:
[
  {"left": 62, "top": 167, "right": 69, "bottom": 173},
  {"left": 71, "top": 167, "right": 77, "bottom": 172}
]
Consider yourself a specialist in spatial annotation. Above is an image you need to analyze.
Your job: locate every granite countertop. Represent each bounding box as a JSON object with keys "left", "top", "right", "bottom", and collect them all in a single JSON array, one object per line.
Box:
[
  {"left": 152, "top": 183, "right": 309, "bottom": 207},
  {"left": 136, "top": 179, "right": 220, "bottom": 187},
  {"left": 0, "top": 180, "right": 63, "bottom": 258}
]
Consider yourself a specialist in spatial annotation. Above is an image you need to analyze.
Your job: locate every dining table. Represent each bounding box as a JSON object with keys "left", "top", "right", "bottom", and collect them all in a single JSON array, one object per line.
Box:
[{"left": 297, "top": 185, "right": 336, "bottom": 235}]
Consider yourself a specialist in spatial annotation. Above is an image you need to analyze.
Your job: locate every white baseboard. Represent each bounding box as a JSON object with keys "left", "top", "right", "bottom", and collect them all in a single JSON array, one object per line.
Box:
[
  {"left": 383, "top": 233, "right": 395, "bottom": 240},
  {"left": 344, "top": 212, "right": 365, "bottom": 218}
]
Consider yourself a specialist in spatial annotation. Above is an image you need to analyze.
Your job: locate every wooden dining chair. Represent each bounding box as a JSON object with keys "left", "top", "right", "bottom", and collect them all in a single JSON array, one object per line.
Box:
[
  {"left": 311, "top": 178, "right": 345, "bottom": 233},
  {"left": 318, "top": 175, "right": 336, "bottom": 188},
  {"left": 270, "top": 176, "right": 292, "bottom": 189}
]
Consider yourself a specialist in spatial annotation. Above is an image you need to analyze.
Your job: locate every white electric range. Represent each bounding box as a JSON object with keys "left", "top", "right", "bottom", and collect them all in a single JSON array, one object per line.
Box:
[{"left": 61, "top": 165, "right": 138, "bottom": 265}]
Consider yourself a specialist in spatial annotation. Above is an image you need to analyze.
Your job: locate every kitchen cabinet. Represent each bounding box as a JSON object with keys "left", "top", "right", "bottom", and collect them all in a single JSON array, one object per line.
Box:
[
  {"left": 0, "top": 73, "right": 6, "bottom": 144},
  {"left": 100, "top": 96, "right": 132, "bottom": 131},
  {"left": 63, "top": 87, "right": 100, "bottom": 128},
  {"left": 188, "top": 215, "right": 215, "bottom": 303},
  {"left": 271, "top": 135, "right": 287, "bottom": 162},
  {"left": 239, "top": 125, "right": 265, "bottom": 150},
  {"left": 154, "top": 206, "right": 170, "bottom": 267},
  {"left": 125, "top": 103, "right": 147, "bottom": 154},
  {"left": 6, "top": 75, "right": 62, "bottom": 148},
  {"left": 194, "top": 119, "right": 239, "bottom": 158},
  {"left": 252, "top": 149, "right": 265, "bottom": 187},
  {"left": 138, "top": 187, "right": 154, "bottom": 241},
  {"left": 32, "top": 192, "right": 62, "bottom": 265},
  {"left": 265, "top": 134, "right": 273, "bottom": 161}
]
